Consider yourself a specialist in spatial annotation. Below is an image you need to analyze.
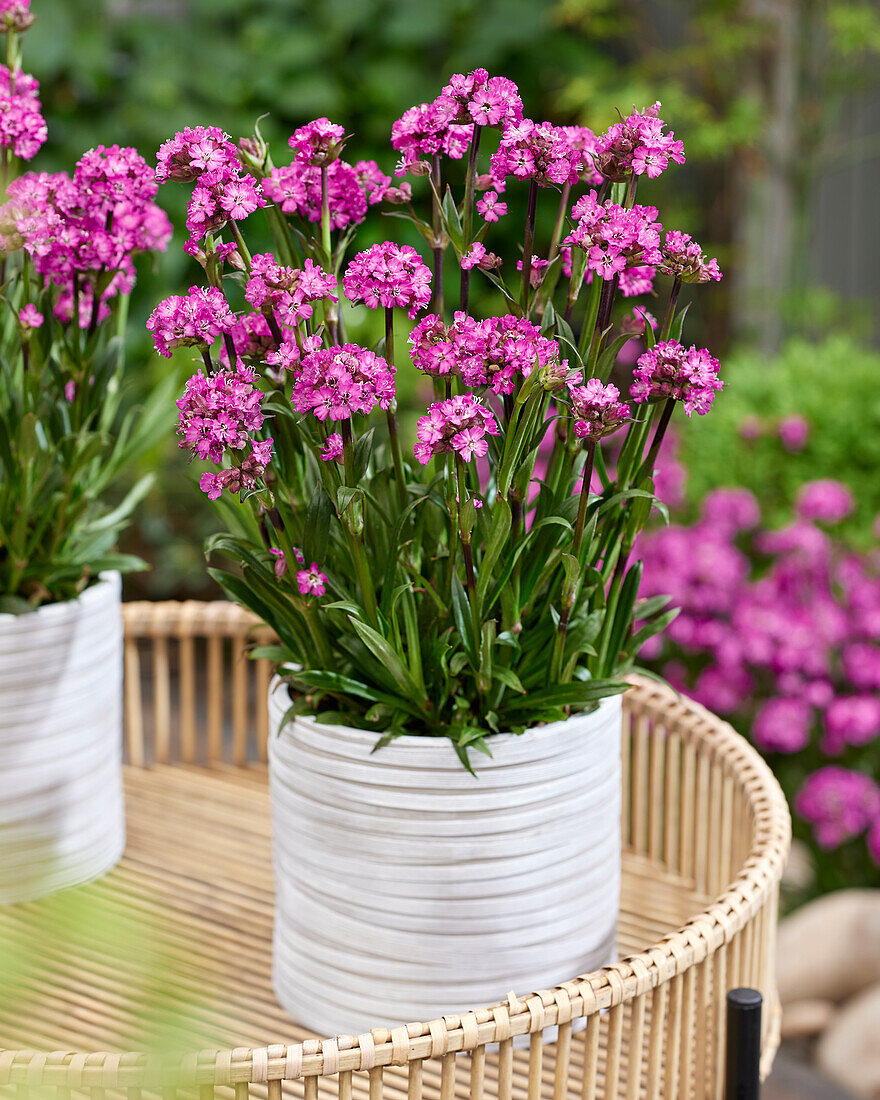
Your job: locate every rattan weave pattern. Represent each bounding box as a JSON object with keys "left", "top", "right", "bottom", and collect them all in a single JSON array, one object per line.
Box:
[{"left": 0, "top": 600, "right": 791, "bottom": 1099}]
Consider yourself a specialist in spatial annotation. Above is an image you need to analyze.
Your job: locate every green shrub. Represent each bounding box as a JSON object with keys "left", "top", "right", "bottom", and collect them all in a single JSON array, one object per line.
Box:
[{"left": 680, "top": 335, "right": 880, "bottom": 546}]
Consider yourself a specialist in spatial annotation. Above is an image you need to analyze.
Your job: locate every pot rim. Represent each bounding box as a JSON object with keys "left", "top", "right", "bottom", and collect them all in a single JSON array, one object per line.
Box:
[
  {"left": 269, "top": 674, "right": 624, "bottom": 753},
  {"left": 0, "top": 571, "right": 120, "bottom": 627}
]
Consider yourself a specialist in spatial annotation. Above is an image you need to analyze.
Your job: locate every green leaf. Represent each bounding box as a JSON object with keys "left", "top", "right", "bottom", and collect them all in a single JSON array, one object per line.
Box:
[
  {"left": 450, "top": 571, "right": 478, "bottom": 666},
  {"left": 347, "top": 615, "right": 427, "bottom": 704},
  {"left": 476, "top": 497, "right": 511, "bottom": 599},
  {"left": 670, "top": 301, "right": 692, "bottom": 343},
  {"left": 493, "top": 666, "right": 525, "bottom": 694},
  {"left": 441, "top": 187, "right": 464, "bottom": 251},
  {"left": 503, "top": 679, "right": 628, "bottom": 714},
  {"left": 303, "top": 480, "right": 334, "bottom": 565}
]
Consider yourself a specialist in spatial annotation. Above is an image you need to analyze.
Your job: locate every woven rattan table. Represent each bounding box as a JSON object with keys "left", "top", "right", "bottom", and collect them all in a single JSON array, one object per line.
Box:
[{"left": 0, "top": 601, "right": 790, "bottom": 1099}]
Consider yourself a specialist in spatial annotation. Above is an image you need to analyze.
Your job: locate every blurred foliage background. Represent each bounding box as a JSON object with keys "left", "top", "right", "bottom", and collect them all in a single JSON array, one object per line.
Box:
[{"left": 21, "top": 0, "right": 880, "bottom": 597}]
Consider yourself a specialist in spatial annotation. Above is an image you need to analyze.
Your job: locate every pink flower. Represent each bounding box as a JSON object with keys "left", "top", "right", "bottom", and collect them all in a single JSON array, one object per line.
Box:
[
  {"left": 778, "top": 415, "right": 809, "bottom": 452},
  {"left": 147, "top": 286, "right": 236, "bottom": 357},
  {"left": 296, "top": 563, "right": 328, "bottom": 597},
  {"left": 288, "top": 117, "right": 346, "bottom": 166},
  {"left": 156, "top": 125, "right": 241, "bottom": 183},
  {"left": 245, "top": 253, "right": 336, "bottom": 325},
  {"left": 568, "top": 379, "right": 630, "bottom": 443},
  {"left": 64, "top": 379, "right": 75, "bottom": 403},
  {"left": 291, "top": 344, "right": 395, "bottom": 421},
  {"left": 823, "top": 695, "right": 880, "bottom": 755},
  {"left": 559, "top": 125, "right": 603, "bottom": 186},
  {"left": 321, "top": 433, "right": 344, "bottom": 462},
  {"left": 631, "top": 341, "right": 723, "bottom": 416},
  {"left": 461, "top": 242, "right": 486, "bottom": 270},
  {"left": 343, "top": 241, "right": 432, "bottom": 318},
  {"left": 476, "top": 190, "right": 507, "bottom": 222},
  {"left": 263, "top": 158, "right": 368, "bottom": 230},
  {"left": 752, "top": 696, "right": 813, "bottom": 754},
  {"left": 0, "top": 65, "right": 46, "bottom": 161},
  {"left": 593, "top": 103, "right": 685, "bottom": 182},
  {"left": 177, "top": 360, "right": 265, "bottom": 465},
  {"left": 18, "top": 303, "right": 42, "bottom": 328},
  {"left": 795, "top": 768, "right": 880, "bottom": 850},
  {"left": 269, "top": 548, "right": 287, "bottom": 578},
  {"left": 414, "top": 394, "right": 500, "bottom": 465},
  {"left": 563, "top": 191, "right": 662, "bottom": 284},
  {"left": 699, "top": 488, "right": 761, "bottom": 535},
  {"left": 659, "top": 230, "right": 722, "bottom": 283},
  {"left": 796, "top": 479, "right": 854, "bottom": 524},
  {"left": 490, "top": 119, "right": 582, "bottom": 188}
]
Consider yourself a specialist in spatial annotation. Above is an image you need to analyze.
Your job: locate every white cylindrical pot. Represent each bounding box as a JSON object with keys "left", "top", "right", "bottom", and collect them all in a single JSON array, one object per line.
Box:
[
  {"left": 0, "top": 573, "right": 125, "bottom": 904},
  {"left": 268, "top": 679, "right": 621, "bottom": 1036}
]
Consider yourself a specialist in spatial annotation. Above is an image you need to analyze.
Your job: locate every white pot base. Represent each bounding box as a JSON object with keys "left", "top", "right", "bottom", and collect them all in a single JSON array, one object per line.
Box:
[{"left": 268, "top": 680, "right": 622, "bottom": 1036}]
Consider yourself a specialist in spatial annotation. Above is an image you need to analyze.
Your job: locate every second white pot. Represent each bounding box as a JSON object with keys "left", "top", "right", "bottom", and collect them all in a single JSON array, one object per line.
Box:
[
  {"left": 0, "top": 573, "right": 125, "bottom": 904},
  {"left": 268, "top": 680, "right": 621, "bottom": 1036}
]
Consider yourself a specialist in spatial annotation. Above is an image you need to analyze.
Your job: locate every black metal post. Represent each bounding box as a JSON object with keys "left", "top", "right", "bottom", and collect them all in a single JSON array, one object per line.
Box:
[{"left": 725, "top": 988, "right": 763, "bottom": 1099}]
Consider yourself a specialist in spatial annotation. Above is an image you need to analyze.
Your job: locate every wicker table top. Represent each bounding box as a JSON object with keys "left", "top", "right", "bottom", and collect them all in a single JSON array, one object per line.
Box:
[{"left": 3, "top": 761, "right": 708, "bottom": 1056}]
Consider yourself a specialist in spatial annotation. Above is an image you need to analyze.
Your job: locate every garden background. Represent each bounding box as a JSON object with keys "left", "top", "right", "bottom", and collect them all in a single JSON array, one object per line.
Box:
[{"left": 24, "top": 0, "right": 880, "bottom": 897}]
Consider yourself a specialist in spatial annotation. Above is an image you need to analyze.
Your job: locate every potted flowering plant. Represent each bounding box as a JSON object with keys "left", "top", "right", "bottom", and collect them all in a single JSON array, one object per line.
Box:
[
  {"left": 151, "top": 71, "right": 723, "bottom": 1035},
  {"left": 0, "top": 0, "right": 172, "bottom": 902}
]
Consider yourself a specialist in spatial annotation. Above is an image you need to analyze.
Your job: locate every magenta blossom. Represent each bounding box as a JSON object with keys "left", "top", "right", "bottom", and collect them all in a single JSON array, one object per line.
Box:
[
  {"left": 490, "top": 119, "right": 582, "bottom": 188},
  {"left": 796, "top": 479, "right": 855, "bottom": 524},
  {"left": 177, "top": 360, "right": 265, "bottom": 465},
  {"left": 564, "top": 191, "right": 662, "bottom": 283},
  {"left": 343, "top": 241, "right": 432, "bottom": 318},
  {"left": 291, "top": 344, "right": 395, "bottom": 421},
  {"left": 147, "top": 286, "right": 236, "bottom": 358},
  {"left": 18, "top": 303, "right": 42, "bottom": 328},
  {"left": 631, "top": 341, "right": 723, "bottom": 416},
  {"left": 288, "top": 117, "right": 346, "bottom": 166},
  {"left": 778, "top": 415, "right": 809, "bottom": 452},
  {"left": 823, "top": 695, "right": 880, "bottom": 755},
  {"left": 414, "top": 394, "right": 500, "bottom": 466},
  {"left": 753, "top": 696, "right": 813, "bottom": 754},
  {"left": 659, "top": 230, "right": 722, "bottom": 283},
  {"left": 297, "top": 563, "right": 328, "bottom": 597},
  {"left": 796, "top": 768, "right": 880, "bottom": 850},
  {"left": 568, "top": 379, "right": 630, "bottom": 443},
  {"left": 593, "top": 102, "right": 685, "bottom": 182}
]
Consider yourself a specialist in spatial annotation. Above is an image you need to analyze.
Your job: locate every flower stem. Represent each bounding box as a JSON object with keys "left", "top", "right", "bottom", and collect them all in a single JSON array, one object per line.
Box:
[
  {"left": 548, "top": 183, "right": 570, "bottom": 262},
  {"left": 551, "top": 441, "right": 595, "bottom": 682},
  {"left": 200, "top": 346, "right": 213, "bottom": 372},
  {"left": 521, "top": 178, "right": 539, "bottom": 312},
  {"left": 384, "top": 307, "right": 407, "bottom": 510},
  {"left": 459, "top": 126, "right": 482, "bottom": 312},
  {"left": 578, "top": 274, "right": 602, "bottom": 358},
  {"left": 636, "top": 397, "right": 675, "bottom": 484},
  {"left": 660, "top": 277, "right": 682, "bottom": 340},
  {"left": 341, "top": 418, "right": 379, "bottom": 627},
  {"left": 230, "top": 219, "right": 253, "bottom": 270},
  {"left": 431, "top": 153, "right": 444, "bottom": 315},
  {"left": 320, "top": 165, "right": 339, "bottom": 343}
]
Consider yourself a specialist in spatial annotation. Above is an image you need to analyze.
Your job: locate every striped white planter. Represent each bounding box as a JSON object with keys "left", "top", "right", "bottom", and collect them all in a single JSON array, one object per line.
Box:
[
  {"left": 268, "top": 679, "right": 621, "bottom": 1036},
  {"left": 0, "top": 573, "right": 125, "bottom": 904}
]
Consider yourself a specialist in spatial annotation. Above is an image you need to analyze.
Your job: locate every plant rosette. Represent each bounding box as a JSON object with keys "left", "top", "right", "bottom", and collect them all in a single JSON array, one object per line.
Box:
[
  {"left": 0, "top": 573, "right": 125, "bottom": 903},
  {"left": 151, "top": 73, "right": 724, "bottom": 1031}
]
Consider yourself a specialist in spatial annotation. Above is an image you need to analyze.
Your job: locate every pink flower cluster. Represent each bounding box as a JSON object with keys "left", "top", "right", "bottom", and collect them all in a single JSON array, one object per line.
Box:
[
  {"left": 569, "top": 379, "right": 630, "bottom": 442},
  {"left": 414, "top": 394, "right": 500, "bottom": 465},
  {"left": 593, "top": 102, "right": 685, "bottom": 181},
  {"left": 297, "top": 563, "right": 328, "bottom": 597},
  {"left": 659, "top": 231, "right": 722, "bottom": 283},
  {"left": 0, "top": 65, "right": 45, "bottom": 160},
  {"left": 409, "top": 311, "right": 564, "bottom": 396},
  {"left": 638, "top": 480, "right": 880, "bottom": 865},
  {"left": 563, "top": 190, "right": 662, "bottom": 282},
  {"left": 288, "top": 117, "right": 345, "bottom": 166},
  {"left": 631, "top": 341, "right": 723, "bottom": 416},
  {"left": 3, "top": 146, "right": 171, "bottom": 324},
  {"left": 0, "top": 0, "right": 33, "bottom": 32},
  {"left": 796, "top": 479, "right": 855, "bottom": 524},
  {"left": 155, "top": 124, "right": 265, "bottom": 248},
  {"left": 560, "top": 125, "right": 603, "bottom": 186},
  {"left": 147, "top": 286, "right": 236, "bottom": 358},
  {"left": 391, "top": 69, "right": 521, "bottom": 175},
  {"left": 796, "top": 769, "right": 880, "bottom": 852},
  {"left": 290, "top": 344, "right": 395, "bottom": 421},
  {"left": 263, "top": 157, "right": 408, "bottom": 231},
  {"left": 343, "top": 241, "right": 431, "bottom": 318},
  {"left": 490, "top": 120, "right": 582, "bottom": 188},
  {"left": 245, "top": 253, "right": 337, "bottom": 326},
  {"left": 176, "top": 360, "right": 270, "bottom": 501}
]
